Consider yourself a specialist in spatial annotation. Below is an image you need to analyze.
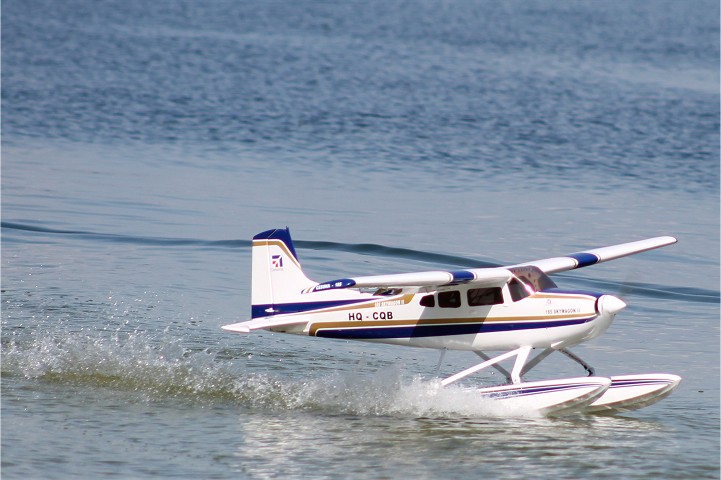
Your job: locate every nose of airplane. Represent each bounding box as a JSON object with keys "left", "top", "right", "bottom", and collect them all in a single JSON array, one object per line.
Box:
[{"left": 598, "top": 295, "right": 627, "bottom": 316}]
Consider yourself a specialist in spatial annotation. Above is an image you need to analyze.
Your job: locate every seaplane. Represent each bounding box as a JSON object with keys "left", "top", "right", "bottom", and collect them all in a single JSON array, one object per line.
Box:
[{"left": 222, "top": 228, "right": 681, "bottom": 416}]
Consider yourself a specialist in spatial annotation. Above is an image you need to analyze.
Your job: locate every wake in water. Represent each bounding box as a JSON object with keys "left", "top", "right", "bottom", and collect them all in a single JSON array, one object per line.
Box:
[
  {"left": 3, "top": 221, "right": 717, "bottom": 303},
  {"left": 1, "top": 326, "right": 539, "bottom": 419}
]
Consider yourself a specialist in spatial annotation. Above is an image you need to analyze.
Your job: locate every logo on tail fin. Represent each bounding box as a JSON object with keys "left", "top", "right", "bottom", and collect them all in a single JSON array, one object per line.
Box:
[{"left": 271, "top": 254, "right": 284, "bottom": 269}]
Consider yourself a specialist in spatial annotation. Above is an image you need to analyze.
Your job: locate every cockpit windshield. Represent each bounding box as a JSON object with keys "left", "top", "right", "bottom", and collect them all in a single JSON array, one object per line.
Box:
[
  {"left": 508, "top": 278, "right": 532, "bottom": 301},
  {"left": 508, "top": 266, "right": 558, "bottom": 292}
]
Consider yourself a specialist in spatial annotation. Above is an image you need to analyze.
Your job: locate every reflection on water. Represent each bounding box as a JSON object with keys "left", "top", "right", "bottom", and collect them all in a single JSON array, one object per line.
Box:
[{"left": 235, "top": 408, "right": 671, "bottom": 479}]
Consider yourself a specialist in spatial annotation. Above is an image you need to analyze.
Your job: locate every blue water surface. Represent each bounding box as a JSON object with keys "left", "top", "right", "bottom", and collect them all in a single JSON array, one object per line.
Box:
[{"left": 2, "top": 1, "right": 719, "bottom": 478}]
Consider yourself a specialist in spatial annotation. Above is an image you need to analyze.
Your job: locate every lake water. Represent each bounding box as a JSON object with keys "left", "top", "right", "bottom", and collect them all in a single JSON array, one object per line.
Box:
[{"left": 2, "top": 1, "right": 720, "bottom": 478}]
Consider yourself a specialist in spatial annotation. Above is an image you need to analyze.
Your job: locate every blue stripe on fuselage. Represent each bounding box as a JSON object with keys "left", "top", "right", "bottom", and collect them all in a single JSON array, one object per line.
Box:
[
  {"left": 251, "top": 298, "right": 370, "bottom": 318},
  {"left": 314, "top": 317, "right": 594, "bottom": 340}
]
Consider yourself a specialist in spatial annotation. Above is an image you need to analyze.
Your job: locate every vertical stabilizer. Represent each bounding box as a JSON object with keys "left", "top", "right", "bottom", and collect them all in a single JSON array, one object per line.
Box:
[{"left": 251, "top": 228, "right": 316, "bottom": 318}]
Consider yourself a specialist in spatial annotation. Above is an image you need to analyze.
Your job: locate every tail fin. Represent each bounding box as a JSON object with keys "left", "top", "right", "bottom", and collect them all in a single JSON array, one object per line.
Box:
[{"left": 251, "top": 228, "right": 316, "bottom": 318}]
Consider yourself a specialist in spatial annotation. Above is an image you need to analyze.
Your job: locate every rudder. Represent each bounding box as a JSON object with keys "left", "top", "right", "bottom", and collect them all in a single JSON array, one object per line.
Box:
[{"left": 251, "top": 228, "right": 315, "bottom": 318}]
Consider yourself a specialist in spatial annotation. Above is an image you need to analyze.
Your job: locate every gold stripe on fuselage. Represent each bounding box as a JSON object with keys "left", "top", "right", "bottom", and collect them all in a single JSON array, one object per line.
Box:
[
  {"left": 307, "top": 312, "right": 594, "bottom": 336},
  {"left": 312, "top": 294, "right": 415, "bottom": 313},
  {"left": 275, "top": 294, "right": 416, "bottom": 317},
  {"left": 531, "top": 293, "right": 598, "bottom": 300}
]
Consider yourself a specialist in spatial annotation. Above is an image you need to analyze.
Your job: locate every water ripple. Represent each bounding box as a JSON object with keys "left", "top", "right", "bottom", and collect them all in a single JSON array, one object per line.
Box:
[{"left": 4, "top": 221, "right": 717, "bottom": 304}]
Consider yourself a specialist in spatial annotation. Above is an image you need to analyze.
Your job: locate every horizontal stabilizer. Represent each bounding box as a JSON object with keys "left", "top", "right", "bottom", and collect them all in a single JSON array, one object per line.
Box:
[
  {"left": 311, "top": 267, "right": 512, "bottom": 292},
  {"left": 515, "top": 236, "right": 677, "bottom": 274},
  {"left": 222, "top": 316, "right": 308, "bottom": 333}
]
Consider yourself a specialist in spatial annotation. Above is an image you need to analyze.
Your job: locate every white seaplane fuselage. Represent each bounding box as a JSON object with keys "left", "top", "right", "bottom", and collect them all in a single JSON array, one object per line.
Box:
[{"left": 259, "top": 283, "right": 624, "bottom": 353}]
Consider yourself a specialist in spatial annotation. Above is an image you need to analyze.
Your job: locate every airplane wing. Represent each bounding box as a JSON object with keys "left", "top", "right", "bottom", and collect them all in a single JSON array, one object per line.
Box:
[
  {"left": 310, "top": 236, "right": 676, "bottom": 291},
  {"left": 310, "top": 267, "right": 513, "bottom": 292},
  {"left": 512, "top": 236, "right": 677, "bottom": 274}
]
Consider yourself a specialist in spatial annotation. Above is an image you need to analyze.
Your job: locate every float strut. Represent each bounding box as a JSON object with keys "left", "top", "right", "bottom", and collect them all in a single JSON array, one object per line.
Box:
[
  {"left": 441, "top": 348, "right": 525, "bottom": 387},
  {"left": 434, "top": 348, "right": 447, "bottom": 378},
  {"left": 560, "top": 348, "right": 595, "bottom": 376}
]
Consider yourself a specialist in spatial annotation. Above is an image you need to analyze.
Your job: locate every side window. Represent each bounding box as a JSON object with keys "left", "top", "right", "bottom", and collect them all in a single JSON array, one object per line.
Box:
[
  {"left": 438, "top": 290, "right": 461, "bottom": 308},
  {"left": 420, "top": 294, "right": 435, "bottom": 308},
  {"left": 509, "top": 278, "right": 532, "bottom": 302},
  {"left": 467, "top": 287, "right": 503, "bottom": 306}
]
